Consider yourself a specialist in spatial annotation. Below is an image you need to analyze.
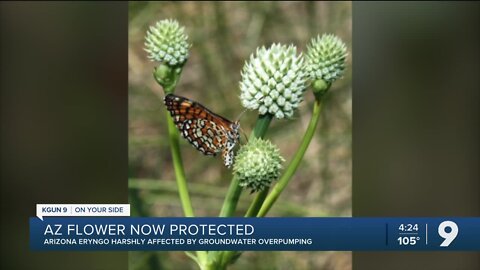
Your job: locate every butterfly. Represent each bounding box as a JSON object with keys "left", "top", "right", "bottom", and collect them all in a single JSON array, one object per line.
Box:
[{"left": 164, "top": 94, "right": 241, "bottom": 168}]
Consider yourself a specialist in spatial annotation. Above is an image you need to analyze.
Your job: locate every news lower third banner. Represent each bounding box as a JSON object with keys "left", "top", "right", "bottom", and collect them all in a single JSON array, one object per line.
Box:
[{"left": 30, "top": 217, "right": 480, "bottom": 251}]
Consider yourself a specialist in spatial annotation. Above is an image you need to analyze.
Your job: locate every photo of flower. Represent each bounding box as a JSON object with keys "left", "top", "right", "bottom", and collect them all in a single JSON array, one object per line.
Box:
[{"left": 129, "top": 2, "right": 351, "bottom": 269}]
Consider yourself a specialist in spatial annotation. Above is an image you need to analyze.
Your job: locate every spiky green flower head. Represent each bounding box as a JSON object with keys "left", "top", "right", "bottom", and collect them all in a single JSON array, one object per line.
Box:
[
  {"left": 145, "top": 19, "right": 190, "bottom": 66},
  {"left": 240, "top": 44, "right": 309, "bottom": 119},
  {"left": 233, "top": 137, "right": 285, "bottom": 193},
  {"left": 306, "top": 34, "right": 347, "bottom": 83}
]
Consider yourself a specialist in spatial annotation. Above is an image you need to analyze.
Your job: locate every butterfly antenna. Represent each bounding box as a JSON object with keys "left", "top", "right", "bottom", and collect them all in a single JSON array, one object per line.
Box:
[
  {"left": 235, "top": 93, "right": 269, "bottom": 121},
  {"left": 234, "top": 107, "right": 250, "bottom": 144},
  {"left": 235, "top": 95, "right": 268, "bottom": 144},
  {"left": 235, "top": 108, "right": 249, "bottom": 122}
]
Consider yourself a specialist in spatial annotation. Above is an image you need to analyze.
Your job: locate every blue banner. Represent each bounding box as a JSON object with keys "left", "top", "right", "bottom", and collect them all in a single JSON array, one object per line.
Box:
[{"left": 30, "top": 217, "right": 480, "bottom": 251}]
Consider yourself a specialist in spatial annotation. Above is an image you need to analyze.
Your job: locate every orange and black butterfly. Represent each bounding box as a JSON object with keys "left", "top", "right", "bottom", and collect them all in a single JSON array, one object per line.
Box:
[{"left": 164, "top": 94, "right": 241, "bottom": 168}]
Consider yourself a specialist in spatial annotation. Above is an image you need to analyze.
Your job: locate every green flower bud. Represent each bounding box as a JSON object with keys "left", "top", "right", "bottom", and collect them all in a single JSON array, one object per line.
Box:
[
  {"left": 306, "top": 34, "right": 347, "bottom": 83},
  {"left": 233, "top": 138, "right": 285, "bottom": 193},
  {"left": 144, "top": 19, "right": 190, "bottom": 66},
  {"left": 240, "top": 44, "right": 308, "bottom": 119}
]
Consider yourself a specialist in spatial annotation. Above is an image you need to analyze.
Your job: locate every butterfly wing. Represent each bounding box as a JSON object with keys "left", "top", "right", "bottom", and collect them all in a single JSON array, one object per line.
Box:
[{"left": 164, "top": 94, "right": 234, "bottom": 157}]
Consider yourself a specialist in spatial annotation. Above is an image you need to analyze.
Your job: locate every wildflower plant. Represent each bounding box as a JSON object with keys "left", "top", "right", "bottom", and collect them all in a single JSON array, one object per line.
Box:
[
  {"left": 144, "top": 18, "right": 348, "bottom": 270},
  {"left": 239, "top": 44, "right": 308, "bottom": 119},
  {"left": 145, "top": 19, "right": 190, "bottom": 66},
  {"left": 234, "top": 138, "right": 285, "bottom": 193},
  {"left": 306, "top": 34, "right": 347, "bottom": 83}
]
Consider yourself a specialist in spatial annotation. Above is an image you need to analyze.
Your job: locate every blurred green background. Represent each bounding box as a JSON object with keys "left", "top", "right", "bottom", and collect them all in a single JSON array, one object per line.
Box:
[{"left": 128, "top": 2, "right": 351, "bottom": 270}]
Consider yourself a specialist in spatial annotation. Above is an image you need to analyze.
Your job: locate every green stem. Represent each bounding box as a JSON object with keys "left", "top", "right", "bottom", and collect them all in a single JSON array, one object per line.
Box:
[
  {"left": 156, "top": 64, "right": 195, "bottom": 218},
  {"left": 219, "top": 251, "right": 234, "bottom": 269},
  {"left": 220, "top": 187, "right": 269, "bottom": 268},
  {"left": 218, "top": 114, "right": 273, "bottom": 217},
  {"left": 154, "top": 65, "right": 182, "bottom": 94},
  {"left": 257, "top": 98, "right": 324, "bottom": 217},
  {"left": 238, "top": 113, "right": 279, "bottom": 219},
  {"left": 167, "top": 108, "right": 209, "bottom": 267},
  {"left": 245, "top": 188, "right": 268, "bottom": 217},
  {"left": 215, "top": 114, "right": 273, "bottom": 269},
  {"left": 166, "top": 111, "right": 195, "bottom": 217},
  {"left": 250, "top": 114, "right": 273, "bottom": 139},
  {"left": 218, "top": 176, "right": 242, "bottom": 217},
  {"left": 154, "top": 63, "right": 208, "bottom": 267}
]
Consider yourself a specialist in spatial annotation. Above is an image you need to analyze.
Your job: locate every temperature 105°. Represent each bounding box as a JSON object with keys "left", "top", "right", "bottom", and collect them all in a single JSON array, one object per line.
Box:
[{"left": 397, "top": 236, "right": 420, "bottom": 245}]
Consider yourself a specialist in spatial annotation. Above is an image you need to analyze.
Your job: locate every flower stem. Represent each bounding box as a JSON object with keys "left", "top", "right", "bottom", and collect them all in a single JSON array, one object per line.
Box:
[
  {"left": 165, "top": 111, "right": 195, "bottom": 217},
  {"left": 155, "top": 64, "right": 195, "bottom": 218},
  {"left": 257, "top": 98, "right": 324, "bottom": 217},
  {"left": 219, "top": 187, "right": 269, "bottom": 267},
  {"left": 154, "top": 64, "right": 208, "bottom": 267},
  {"left": 250, "top": 114, "right": 273, "bottom": 139},
  {"left": 218, "top": 114, "right": 273, "bottom": 217},
  {"left": 245, "top": 188, "right": 268, "bottom": 217},
  {"left": 216, "top": 114, "right": 273, "bottom": 268},
  {"left": 218, "top": 175, "right": 242, "bottom": 217},
  {"left": 167, "top": 107, "right": 210, "bottom": 267}
]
